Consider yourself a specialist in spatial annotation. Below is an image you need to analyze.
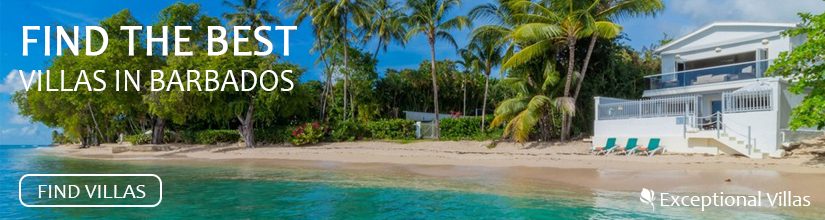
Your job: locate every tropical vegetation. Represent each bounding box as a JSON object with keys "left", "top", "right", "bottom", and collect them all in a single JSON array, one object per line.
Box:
[{"left": 14, "top": 0, "right": 667, "bottom": 148}]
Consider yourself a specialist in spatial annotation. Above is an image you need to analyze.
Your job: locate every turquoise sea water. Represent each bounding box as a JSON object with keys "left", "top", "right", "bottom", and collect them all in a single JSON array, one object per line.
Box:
[{"left": 0, "top": 145, "right": 822, "bottom": 219}]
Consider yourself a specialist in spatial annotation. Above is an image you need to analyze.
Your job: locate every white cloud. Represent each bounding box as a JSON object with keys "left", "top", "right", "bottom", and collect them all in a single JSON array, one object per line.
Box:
[
  {"left": 0, "top": 128, "right": 14, "bottom": 135},
  {"left": 672, "top": 0, "right": 825, "bottom": 24},
  {"left": 35, "top": 4, "right": 99, "bottom": 25},
  {"left": 20, "top": 125, "right": 39, "bottom": 136},
  {"left": 0, "top": 70, "right": 30, "bottom": 94},
  {"left": 8, "top": 103, "right": 29, "bottom": 125}
]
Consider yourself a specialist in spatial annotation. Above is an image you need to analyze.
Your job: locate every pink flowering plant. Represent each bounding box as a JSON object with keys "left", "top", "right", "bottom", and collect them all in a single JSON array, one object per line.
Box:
[{"left": 290, "top": 122, "right": 325, "bottom": 146}]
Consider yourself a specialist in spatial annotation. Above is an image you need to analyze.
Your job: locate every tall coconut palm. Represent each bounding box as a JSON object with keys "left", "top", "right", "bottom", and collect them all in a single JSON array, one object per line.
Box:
[
  {"left": 223, "top": 0, "right": 279, "bottom": 37},
  {"left": 467, "top": 33, "right": 504, "bottom": 131},
  {"left": 283, "top": 0, "right": 372, "bottom": 120},
  {"left": 456, "top": 48, "right": 480, "bottom": 115},
  {"left": 501, "top": 0, "right": 621, "bottom": 141},
  {"left": 406, "top": 0, "right": 470, "bottom": 139},
  {"left": 367, "top": 0, "right": 408, "bottom": 60},
  {"left": 571, "top": 0, "right": 664, "bottom": 102}
]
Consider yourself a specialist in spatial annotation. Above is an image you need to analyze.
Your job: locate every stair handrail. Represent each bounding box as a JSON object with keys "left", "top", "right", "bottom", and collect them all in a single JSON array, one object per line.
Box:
[
  {"left": 689, "top": 112, "right": 757, "bottom": 156},
  {"left": 718, "top": 120, "right": 755, "bottom": 155}
]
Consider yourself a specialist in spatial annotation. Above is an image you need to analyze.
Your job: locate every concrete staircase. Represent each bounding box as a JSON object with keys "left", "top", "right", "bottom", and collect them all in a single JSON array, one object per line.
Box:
[{"left": 687, "top": 130, "right": 763, "bottom": 159}]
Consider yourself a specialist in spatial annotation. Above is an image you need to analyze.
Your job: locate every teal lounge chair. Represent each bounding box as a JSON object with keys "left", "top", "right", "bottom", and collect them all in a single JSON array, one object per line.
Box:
[
  {"left": 636, "top": 138, "right": 662, "bottom": 157},
  {"left": 612, "top": 138, "right": 638, "bottom": 155},
  {"left": 593, "top": 138, "right": 617, "bottom": 155}
]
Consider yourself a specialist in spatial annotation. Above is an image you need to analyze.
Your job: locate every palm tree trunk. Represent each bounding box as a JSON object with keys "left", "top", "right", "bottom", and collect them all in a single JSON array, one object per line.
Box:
[
  {"left": 561, "top": 37, "right": 577, "bottom": 142},
  {"left": 481, "top": 70, "right": 490, "bottom": 131},
  {"left": 320, "top": 61, "right": 331, "bottom": 121},
  {"left": 86, "top": 103, "right": 106, "bottom": 143},
  {"left": 462, "top": 73, "right": 467, "bottom": 116},
  {"left": 343, "top": 21, "right": 350, "bottom": 120},
  {"left": 429, "top": 37, "right": 440, "bottom": 139},
  {"left": 573, "top": 36, "right": 597, "bottom": 102},
  {"left": 565, "top": 36, "right": 599, "bottom": 139},
  {"left": 373, "top": 38, "right": 383, "bottom": 60}
]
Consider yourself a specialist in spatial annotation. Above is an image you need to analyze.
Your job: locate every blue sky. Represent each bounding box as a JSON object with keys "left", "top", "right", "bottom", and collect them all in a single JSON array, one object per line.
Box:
[{"left": 1, "top": 0, "right": 823, "bottom": 145}]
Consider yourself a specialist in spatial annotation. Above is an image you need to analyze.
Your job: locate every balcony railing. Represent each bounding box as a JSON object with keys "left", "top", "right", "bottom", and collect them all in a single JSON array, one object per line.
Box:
[
  {"left": 597, "top": 96, "right": 698, "bottom": 120},
  {"left": 645, "top": 59, "right": 772, "bottom": 90},
  {"left": 722, "top": 89, "right": 773, "bottom": 113}
]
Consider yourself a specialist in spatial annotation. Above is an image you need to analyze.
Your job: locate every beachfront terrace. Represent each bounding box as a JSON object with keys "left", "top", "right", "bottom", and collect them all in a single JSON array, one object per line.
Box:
[
  {"left": 595, "top": 96, "right": 698, "bottom": 121},
  {"left": 644, "top": 59, "right": 772, "bottom": 90}
]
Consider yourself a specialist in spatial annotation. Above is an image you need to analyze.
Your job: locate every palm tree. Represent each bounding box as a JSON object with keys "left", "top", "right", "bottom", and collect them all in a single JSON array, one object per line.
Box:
[
  {"left": 571, "top": 0, "right": 664, "bottom": 103},
  {"left": 501, "top": 0, "right": 621, "bottom": 141},
  {"left": 490, "top": 62, "right": 572, "bottom": 143},
  {"left": 223, "top": 0, "right": 279, "bottom": 36},
  {"left": 367, "top": 0, "right": 408, "bottom": 60},
  {"left": 282, "top": 0, "right": 372, "bottom": 120},
  {"left": 405, "top": 0, "right": 470, "bottom": 139},
  {"left": 456, "top": 48, "right": 479, "bottom": 115},
  {"left": 223, "top": 0, "right": 280, "bottom": 148},
  {"left": 467, "top": 33, "right": 504, "bottom": 131}
]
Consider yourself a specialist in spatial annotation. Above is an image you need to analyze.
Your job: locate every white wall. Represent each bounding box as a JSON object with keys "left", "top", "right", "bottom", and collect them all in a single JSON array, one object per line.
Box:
[
  {"left": 593, "top": 114, "right": 732, "bottom": 155},
  {"left": 723, "top": 110, "right": 778, "bottom": 153},
  {"left": 594, "top": 116, "right": 684, "bottom": 138}
]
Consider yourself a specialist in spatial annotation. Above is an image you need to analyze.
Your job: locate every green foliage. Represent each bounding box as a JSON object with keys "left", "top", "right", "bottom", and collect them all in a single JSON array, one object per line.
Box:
[
  {"left": 290, "top": 122, "right": 326, "bottom": 146},
  {"left": 440, "top": 116, "right": 501, "bottom": 140},
  {"left": 125, "top": 134, "right": 151, "bottom": 145},
  {"left": 254, "top": 127, "right": 293, "bottom": 145},
  {"left": 768, "top": 10, "right": 825, "bottom": 130},
  {"left": 376, "top": 60, "right": 504, "bottom": 118},
  {"left": 365, "top": 119, "right": 415, "bottom": 140},
  {"left": 193, "top": 130, "right": 241, "bottom": 144},
  {"left": 330, "top": 120, "right": 366, "bottom": 141},
  {"left": 51, "top": 131, "right": 72, "bottom": 145}
]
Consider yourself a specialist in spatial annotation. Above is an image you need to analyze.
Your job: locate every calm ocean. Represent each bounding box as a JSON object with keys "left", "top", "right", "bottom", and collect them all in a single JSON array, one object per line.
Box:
[{"left": 0, "top": 145, "right": 820, "bottom": 219}]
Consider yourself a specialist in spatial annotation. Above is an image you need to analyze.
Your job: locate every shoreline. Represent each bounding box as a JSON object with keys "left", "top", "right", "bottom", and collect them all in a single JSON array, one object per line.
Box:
[
  {"left": 39, "top": 139, "right": 825, "bottom": 203},
  {"left": 44, "top": 139, "right": 825, "bottom": 173}
]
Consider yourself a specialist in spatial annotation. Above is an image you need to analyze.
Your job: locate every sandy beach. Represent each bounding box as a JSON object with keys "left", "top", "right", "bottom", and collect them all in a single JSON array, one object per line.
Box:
[{"left": 41, "top": 137, "right": 825, "bottom": 204}]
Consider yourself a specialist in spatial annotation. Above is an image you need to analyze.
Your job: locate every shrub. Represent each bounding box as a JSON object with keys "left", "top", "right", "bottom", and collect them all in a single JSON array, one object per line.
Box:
[
  {"left": 255, "top": 127, "right": 293, "bottom": 145},
  {"left": 178, "top": 130, "right": 198, "bottom": 144},
  {"left": 365, "top": 119, "right": 414, "bottom": 139},
  {"left": 290, "top": 122, "right": 325, "bottom": 146},
  {"left": 330, "top": 120, "right": 365, "bottom": 141},
  {"left": 194, "top": 130, "right": 241, "bottom": 144},
  {"left": 125, "top": 134, "right": 151, "bottom": 145},
  {"left": 440, "top": 116, "right": 501, "bottom": 140}
]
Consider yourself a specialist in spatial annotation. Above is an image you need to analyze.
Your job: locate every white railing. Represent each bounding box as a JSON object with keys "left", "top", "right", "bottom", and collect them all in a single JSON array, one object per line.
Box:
[
  {"left": 722, "top": 89, "right": 773, "bottom": 113},
  {"left": 597, "top": 96, "right": 698, "bottom": 120}
]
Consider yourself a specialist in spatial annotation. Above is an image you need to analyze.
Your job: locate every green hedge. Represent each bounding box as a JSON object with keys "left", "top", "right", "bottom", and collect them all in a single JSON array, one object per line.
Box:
[
  {"left": 125, "top": 134, "right": 151, "bottom": 145},
  {"left": 440, "top": 116, "right": 501, "bottom": 140},
  {"left": 254, "top": 127, "right": 293, "bottom": 145},
  {"left": 365, "top": 119, "right": 415, "bottom": 139},
  {"left": 194, "top": 130, "right": 241, "bottom": 144},
  {"left": 330, "top": 120, "right": 366, "bottom": 141}
]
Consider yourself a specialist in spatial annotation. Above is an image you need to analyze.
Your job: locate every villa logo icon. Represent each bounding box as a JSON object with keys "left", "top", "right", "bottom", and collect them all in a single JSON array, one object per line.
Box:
[{"left": 640, "top": 188, "right": 656, "bottom": 211}]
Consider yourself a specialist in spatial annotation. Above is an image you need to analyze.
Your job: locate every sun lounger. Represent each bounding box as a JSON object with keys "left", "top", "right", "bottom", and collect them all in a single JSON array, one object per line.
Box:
[
  {"left": 613, "top": 138, "right": 639, "bottom": 155},
  {"left": 593, "top": 138, "right": 617, "bottom": 155},
  {"left": 635, "top": 138, "right": 662, "bottom": 157}
]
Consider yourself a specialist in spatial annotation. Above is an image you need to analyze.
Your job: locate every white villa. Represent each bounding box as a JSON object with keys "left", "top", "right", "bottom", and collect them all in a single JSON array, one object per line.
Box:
[{"left": 593, "top": 22, "right": 821, "bottom": 159}]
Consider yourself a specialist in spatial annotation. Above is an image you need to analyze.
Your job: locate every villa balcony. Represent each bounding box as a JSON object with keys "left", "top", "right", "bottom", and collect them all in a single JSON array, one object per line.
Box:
[{"left": 644, "top": 59, "right": 772, "bottom": 90}]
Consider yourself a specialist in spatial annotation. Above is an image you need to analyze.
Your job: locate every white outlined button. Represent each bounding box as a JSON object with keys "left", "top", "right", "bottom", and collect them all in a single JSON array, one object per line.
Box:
[{"left": 19, "top": 174, "right": 162, "bottom": 208}]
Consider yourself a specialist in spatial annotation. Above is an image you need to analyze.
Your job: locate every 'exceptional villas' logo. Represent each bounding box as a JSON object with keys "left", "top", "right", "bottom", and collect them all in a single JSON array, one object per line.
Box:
[
  {"left": 639, "top": 188, "right": 812, "bottom": 211},
  {"left": 640, "top": 188, "right": 656, "bottom": 211}
]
